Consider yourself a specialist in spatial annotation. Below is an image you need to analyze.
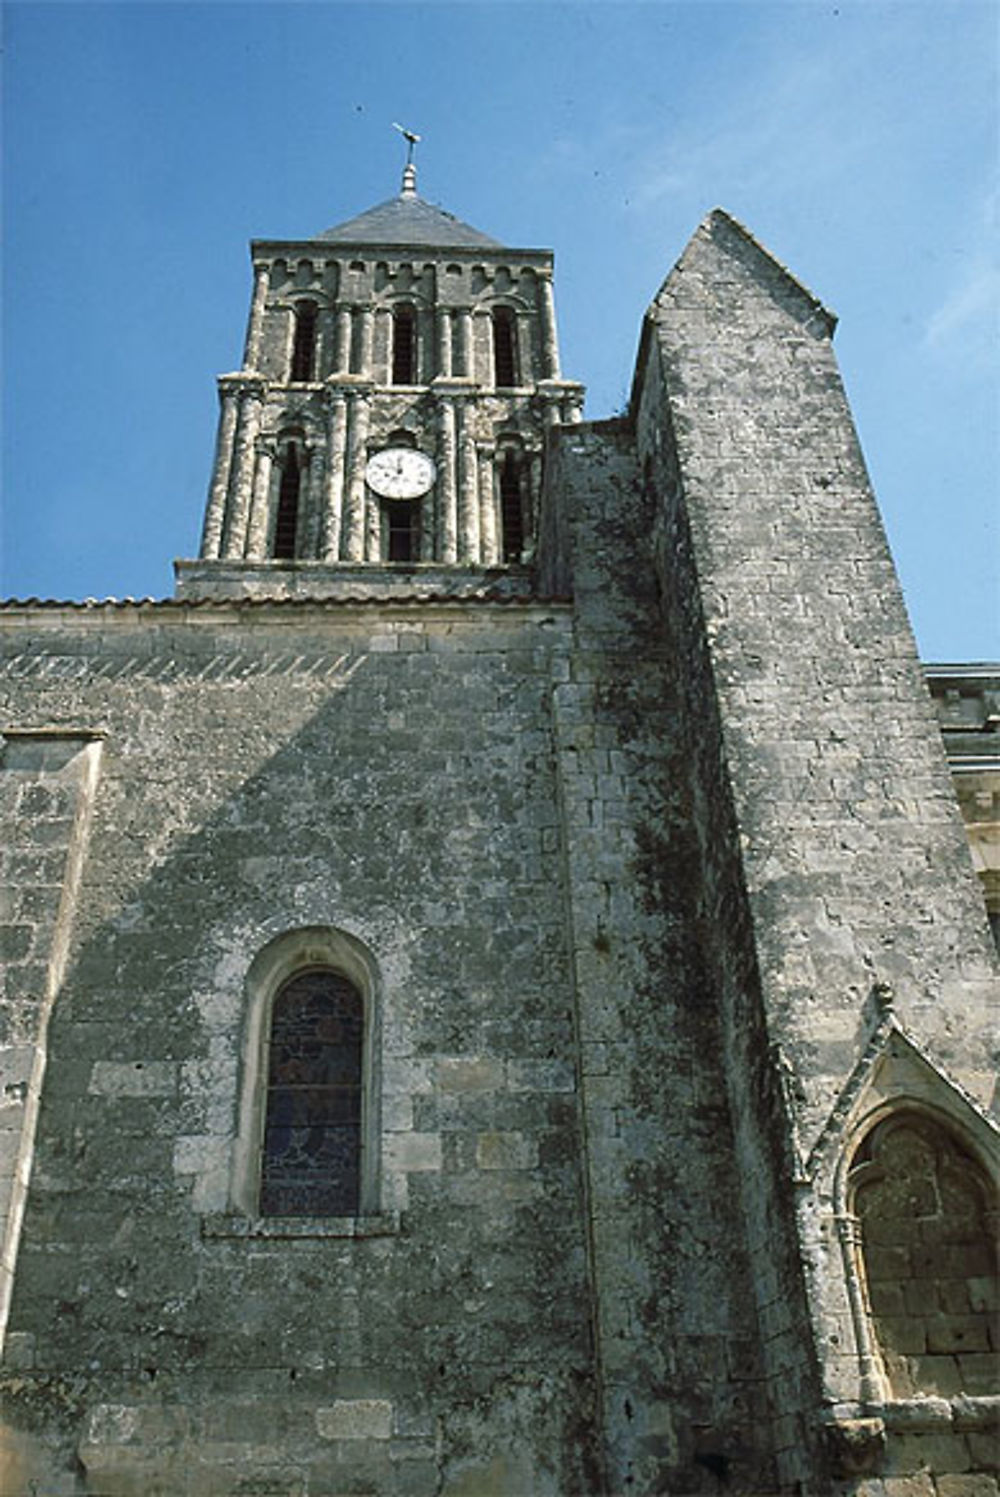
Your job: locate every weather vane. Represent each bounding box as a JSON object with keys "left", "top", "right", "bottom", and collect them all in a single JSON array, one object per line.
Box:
[{"left": 392, "top": 122, "right": 421, "bottom": 167}]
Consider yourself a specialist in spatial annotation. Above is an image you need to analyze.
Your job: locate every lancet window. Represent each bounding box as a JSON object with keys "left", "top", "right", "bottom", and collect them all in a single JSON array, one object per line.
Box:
[
  {"left": 260, "top": 969, "right": 364, "bottom": 1217},
  {"left": 499, "top": 446, "right": 525, "bottom": 562},
  {"left": 290, "top": 300, "right": 318, "bottom": 382},
  {"left": 492, "top": 307, "right": 518, "bottom": 387},
  {"left": 273, "top": 443, "right": 303, "bottom": 559},
  {"left": 392, "top": 304, "right": 417, "bottom": 385},
  {"left": 387, "top": 501, "right": 420, "bottom": 562}
]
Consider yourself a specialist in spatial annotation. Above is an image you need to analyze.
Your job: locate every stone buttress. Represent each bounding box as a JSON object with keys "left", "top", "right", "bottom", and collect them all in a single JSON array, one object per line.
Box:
[{"left": 618, "top": 210, "right": 998, "bottom": 1490}]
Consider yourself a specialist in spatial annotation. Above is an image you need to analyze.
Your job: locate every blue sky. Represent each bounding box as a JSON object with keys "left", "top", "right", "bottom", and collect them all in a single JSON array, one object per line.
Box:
[{"left": 3, "top": 0, "right": 997, "bottom": 659}]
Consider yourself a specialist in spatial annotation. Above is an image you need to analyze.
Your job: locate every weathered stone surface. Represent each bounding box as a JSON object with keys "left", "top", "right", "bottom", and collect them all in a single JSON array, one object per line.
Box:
[
  {"left": 1, "top": 204, "right": 997, "bottom": 1495},
  {"left": 936, "top": 1478, "right": 1000, "bottom": 1497},
  {"left": 315, "top": 1398, "right": 394, "bottom": 1440}
]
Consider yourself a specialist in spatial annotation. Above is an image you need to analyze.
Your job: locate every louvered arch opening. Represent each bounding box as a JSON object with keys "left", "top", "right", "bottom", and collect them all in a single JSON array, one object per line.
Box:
[
  {"left": 392, "top": 304, "right": 417, "bottom": 385},
  {"left": 499, "top": 447, "right": 524, "bottom": 562},
  {"left": 290, "top": 300, "right": 318, "bottom": 382},
  {"left": 493, "top": 307, "right": 517, "bottom": 388},
  {"left": 273, "top": 446, "right": 301, "bottom": 559}
]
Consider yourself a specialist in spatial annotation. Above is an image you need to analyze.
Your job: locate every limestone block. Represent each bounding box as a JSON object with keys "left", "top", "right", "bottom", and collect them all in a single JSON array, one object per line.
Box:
[
  {"left": 884, "top": 1431, "right": 972, "bottom": 1475},
  {"left": 190, "top": 1160, "right": 230, "bottom": 1212},
  {"left": 882, "top": 1397, "right": 952, "bottom": 1429},
  {"left": 386, "top": 1132, "right": 442, "bottom": 1172},
  {"left": 966, "top": 1432, "right": 1000, "bottom": 1470},
  {"left": 383, "top": 1091, "right": 415, "bottom": 1130},
  {"left": 315, "top": 1399, "right": 394, "bottom": 1440},
  {"left": 882, "top": 1477, "right": 936, "bottom": 1497},
  {"left": 2, "top": 1330, "right": 34, "bottom": 1368},
  {"left": 173, "top": 1132, "right": 229, "bottom": 1175},
  {"left": 88, "top": 1060, "right": 177, "bottom": 1097},
  {"left": 927, "top": 1318, "right": 991, "bottom": 1355},
  {"left": 437, "top": 1056, "right": 504, "bottom": 1093},
  {"left": 383, "top": 1056, "right": 434, "bottom": 1096},
  {"left": 475, "top": 1131, "right": 537, "bottom": 1170},
  {"left": 507, "top": 1057, "right": 575, "bottom": 1093},
  {"left": 968, "top": 1278, "right": 999, "bottom": 1314}
]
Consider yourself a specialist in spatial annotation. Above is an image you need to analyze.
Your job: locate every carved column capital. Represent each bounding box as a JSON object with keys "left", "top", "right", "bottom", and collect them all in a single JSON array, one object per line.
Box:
[
  {"left": 834, "top": 1212, "right": 864, "bottom": 1250},
  {"left": 219, "top": 372, "right": 267, "bottom": 402}
]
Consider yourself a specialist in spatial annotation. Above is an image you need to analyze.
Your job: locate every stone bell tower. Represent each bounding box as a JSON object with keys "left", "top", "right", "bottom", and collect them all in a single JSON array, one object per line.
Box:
[{"left": 177, "top": 160, "right": 584, "bottom": 598}]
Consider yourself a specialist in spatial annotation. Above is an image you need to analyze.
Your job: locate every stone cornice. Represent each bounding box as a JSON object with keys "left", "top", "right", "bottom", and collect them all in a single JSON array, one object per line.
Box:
[{"left": 251, "top": 239, "right": 554, "bottom": 268}]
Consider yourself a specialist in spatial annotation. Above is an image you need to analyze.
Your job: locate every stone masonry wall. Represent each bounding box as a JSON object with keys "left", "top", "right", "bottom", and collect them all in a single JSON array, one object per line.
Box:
[
  {"left": 541, "top": 422, "right": 780, "bottom": 1493},
  {"left": 0, "top": 600, "right": 600, "bottom": 1496},
  {"left": 626, "top": 356, "right": 827, "bottom": 1489},
  {"left": 0, "top": 733, "right": 103, "bottom": 1355},
  {"left": 646, "top": 208, "right": 997, "bottom": 1141},
  {"left": 634, "top": 210, "right": 999, "bottom": 1491},
  {"left": 2, "top": 206, "right": 996, "bottom": 1497}
]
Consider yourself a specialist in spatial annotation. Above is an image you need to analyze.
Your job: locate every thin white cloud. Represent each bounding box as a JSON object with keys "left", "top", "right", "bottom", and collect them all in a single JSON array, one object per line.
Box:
[
  {"left": 924, "top": 262, "right": 1000, "bottom": 353},
  {"left": 923, "top": 185, "right": 1000, "bottom": 365}
]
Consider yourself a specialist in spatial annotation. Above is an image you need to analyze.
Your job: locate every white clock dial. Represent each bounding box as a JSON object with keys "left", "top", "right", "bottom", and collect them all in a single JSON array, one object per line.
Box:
[{"left": 366, "top": 447, "right": 437, "bottom": 501}]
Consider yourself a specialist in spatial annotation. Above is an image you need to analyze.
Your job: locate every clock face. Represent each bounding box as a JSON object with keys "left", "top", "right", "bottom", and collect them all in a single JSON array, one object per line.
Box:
[{"left": 366, "top": 447, "right": 437, "bottom": 501}]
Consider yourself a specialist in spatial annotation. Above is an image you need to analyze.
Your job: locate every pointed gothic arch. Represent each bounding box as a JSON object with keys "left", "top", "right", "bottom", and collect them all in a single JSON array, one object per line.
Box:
[
  {"left": 801, "top": 1017, "right": 1000, "bottom": 1407},
  {"left": 846, "top": 1105, "right": 998, "bottom": 1399}
]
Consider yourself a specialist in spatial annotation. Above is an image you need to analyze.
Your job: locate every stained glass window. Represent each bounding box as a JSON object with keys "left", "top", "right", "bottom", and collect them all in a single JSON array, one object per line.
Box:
[{"left": 260, "top": 970, "right": 363, "bottom": 1216}]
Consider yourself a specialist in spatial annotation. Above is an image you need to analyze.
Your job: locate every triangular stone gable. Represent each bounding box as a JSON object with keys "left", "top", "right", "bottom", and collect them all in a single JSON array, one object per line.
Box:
[
  {"left": 654, "top": 207, "right": 837, "bottom": 339},
  {"left": 806, "top": 1012, "right": 1000, "bottom": 1189},
  {"left": 627, "top": 206, "right": 837, "bottom": 423}
]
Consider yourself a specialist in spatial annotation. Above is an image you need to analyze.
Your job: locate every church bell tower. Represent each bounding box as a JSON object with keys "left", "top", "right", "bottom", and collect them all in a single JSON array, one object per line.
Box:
[{"left": 178, "top": 160, "right": 584, "bottom": 597}]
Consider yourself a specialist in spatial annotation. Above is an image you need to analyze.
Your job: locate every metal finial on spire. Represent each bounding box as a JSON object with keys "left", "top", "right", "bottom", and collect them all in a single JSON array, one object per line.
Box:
[{"left": 392, "top": 122, "right": 420, "bottom": 196}]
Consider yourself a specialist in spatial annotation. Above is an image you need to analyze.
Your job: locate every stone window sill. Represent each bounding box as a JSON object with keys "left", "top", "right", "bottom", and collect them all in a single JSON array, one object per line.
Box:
[
  {"left": 881, "top": 1394, "right": 999, "bottom": 1432},
  {"left": 828, "top": 1394, "right": 999, "bottom": 1435},
  {"left": 824, "top": 1397, "right": 999, "bottom": 1479},
  {"left": 201, "top": 1212, "right": 399, "bottom": 1241}
]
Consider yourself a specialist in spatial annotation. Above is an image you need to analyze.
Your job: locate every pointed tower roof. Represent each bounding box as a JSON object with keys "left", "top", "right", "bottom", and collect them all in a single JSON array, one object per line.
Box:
[{"left": 318, "top": 163, "right": 503, "bottom": 249}]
